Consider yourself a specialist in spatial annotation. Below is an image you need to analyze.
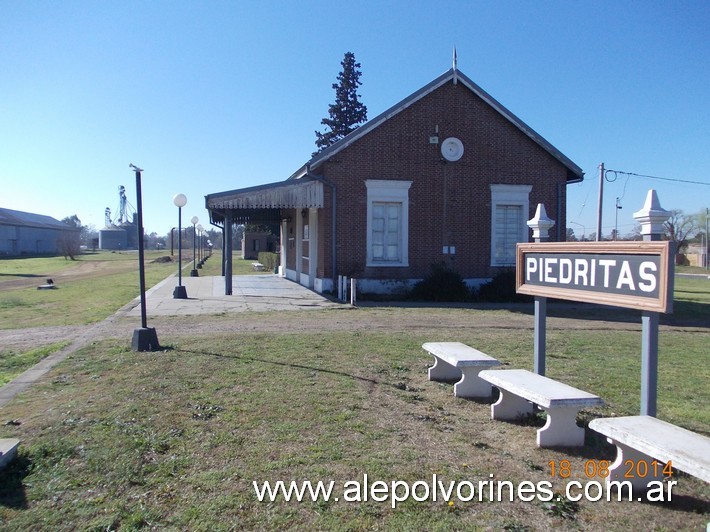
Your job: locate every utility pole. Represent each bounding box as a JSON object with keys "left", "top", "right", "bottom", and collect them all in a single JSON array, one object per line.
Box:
[{"left": 596, "top": 162, "right": 604, "bottom": 241}]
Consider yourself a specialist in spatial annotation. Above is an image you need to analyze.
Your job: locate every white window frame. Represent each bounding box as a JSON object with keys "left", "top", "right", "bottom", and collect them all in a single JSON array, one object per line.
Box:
[
  {"left": 366, "top": 180, "right": 411, "bottom": 267},
  {"left": 490, "top": 184, "right": 532, "bottom": 267}
]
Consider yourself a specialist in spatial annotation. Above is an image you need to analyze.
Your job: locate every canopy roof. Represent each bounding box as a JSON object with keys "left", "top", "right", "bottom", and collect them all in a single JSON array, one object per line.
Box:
[{"left": 205, "top": 176, "right": 323, "bottom": 225}]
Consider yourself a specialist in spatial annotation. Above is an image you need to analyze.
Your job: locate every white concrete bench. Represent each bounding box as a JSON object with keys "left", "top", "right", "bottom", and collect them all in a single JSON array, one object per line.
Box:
[
  {"left": 251, "top": 262, "right": 265, "bottom": 271},
  {"left": 478, "top": 369, "right": 603, "bottom": 447},
  {"left": 589, "top": 415, "right": 710, "bottom": 490},
  {"left": 0, "top": 438, "right": 20, "bottom": 470},
  {"left": 423, "top": 342, "right": 501, "bottom": 398}
]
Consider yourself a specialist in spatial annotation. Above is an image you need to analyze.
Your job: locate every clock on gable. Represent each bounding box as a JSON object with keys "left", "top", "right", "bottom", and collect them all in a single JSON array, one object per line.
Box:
[{"left": 441, "top": 137, "right": 464, "bottom": 162}]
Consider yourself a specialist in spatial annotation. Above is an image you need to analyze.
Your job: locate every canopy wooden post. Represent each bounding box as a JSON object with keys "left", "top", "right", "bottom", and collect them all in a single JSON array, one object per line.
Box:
[{"left": 224, "top": 211, "right": 233, "bottom": 295}]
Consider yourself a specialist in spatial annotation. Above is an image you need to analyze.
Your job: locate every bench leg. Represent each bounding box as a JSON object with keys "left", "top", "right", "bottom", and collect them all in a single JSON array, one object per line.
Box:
[
  {"left": 490, "top": 389, "right": 534, "bottom": 420},
  {"left": 537, "top": 406, "right": 584, "bottom": 447},
  {"left": 604, "top": 439, "right": 665, "bottom": 492},
  {"left": 0, "top": 439, "right": 20, "bottom": 471},
  {"left": 454, "top": 367, "right": 494, "bottom": 399},
  {"left": 428, "top": 356, "right": 461, "bottom": 382}
]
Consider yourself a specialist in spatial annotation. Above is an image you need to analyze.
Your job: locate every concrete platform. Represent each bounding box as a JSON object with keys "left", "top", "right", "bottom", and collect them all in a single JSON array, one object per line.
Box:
[{"left": 128, "top": 274, "right": 344, "bottom": 317}]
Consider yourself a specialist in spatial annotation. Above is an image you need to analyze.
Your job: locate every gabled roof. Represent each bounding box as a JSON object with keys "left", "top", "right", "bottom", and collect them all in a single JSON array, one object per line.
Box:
[
  {"left": 0, "top": 207, "right": 74, "bottom": 231},
  {"left": 290, "top": 68, "right": 584, "bottom": 183}
]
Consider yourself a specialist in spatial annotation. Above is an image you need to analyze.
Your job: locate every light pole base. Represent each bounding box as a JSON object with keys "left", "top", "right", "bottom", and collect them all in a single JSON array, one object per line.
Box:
[
  {"left": 131, "top": 327, "right": 161, "bottom": 352},
  {"left": 173, "top": 286, "right": 188, "bottom": 299},
  {"left": 190, "top": 269, "right": 199, "bottom": 277}
]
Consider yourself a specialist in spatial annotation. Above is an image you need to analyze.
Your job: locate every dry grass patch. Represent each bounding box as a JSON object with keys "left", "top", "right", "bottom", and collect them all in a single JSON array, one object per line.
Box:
[{"left": 0, "top": 328, "right": 707, "bottom": 530}]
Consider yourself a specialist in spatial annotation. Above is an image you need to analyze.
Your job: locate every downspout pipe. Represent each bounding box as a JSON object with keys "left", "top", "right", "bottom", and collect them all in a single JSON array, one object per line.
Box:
[
  {"left": 557, "top": 182, "right": 563, "bottom": 242},
  {"left": 306, "top": 167, "right": 337, "bottom": 293}
]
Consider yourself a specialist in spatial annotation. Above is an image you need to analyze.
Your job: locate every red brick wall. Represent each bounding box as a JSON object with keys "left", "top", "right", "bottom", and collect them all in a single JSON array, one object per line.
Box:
[{"left": 315, "top": 81, "right": 571, "bottom": 281}]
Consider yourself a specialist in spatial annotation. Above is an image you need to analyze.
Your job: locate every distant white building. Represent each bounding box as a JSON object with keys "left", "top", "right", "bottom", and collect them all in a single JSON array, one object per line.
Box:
[
  {"left": 0, "top": 207, "right": 77, "bottom": 256},
  {"left": 684, "top": 244, "right": 707, "bottom": 268}
]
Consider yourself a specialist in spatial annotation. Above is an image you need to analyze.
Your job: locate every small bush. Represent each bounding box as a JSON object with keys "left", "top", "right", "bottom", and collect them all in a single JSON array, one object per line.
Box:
[
  {"left": 409, "top": 263, "right": 471, "bottom": 302},
  {"left": 257, "top": 252, "right": 279, "bottom": 272},
  {"left": 476, "top": 269, "right": 532, "bottom": 302}
]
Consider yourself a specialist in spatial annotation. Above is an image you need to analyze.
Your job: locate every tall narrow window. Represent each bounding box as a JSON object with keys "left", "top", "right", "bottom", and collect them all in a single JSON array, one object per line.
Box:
[
  {"left": 366, "top": 180, "right": 411, "bottom": 267},
  {"left": 490, "top": 184, "right": 532, "bottom": 266}
]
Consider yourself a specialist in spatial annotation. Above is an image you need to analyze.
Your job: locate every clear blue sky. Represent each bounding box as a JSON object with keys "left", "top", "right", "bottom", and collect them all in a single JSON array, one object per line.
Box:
[{"left": 2, "top": 1, "right": 709, "bottom": 238}]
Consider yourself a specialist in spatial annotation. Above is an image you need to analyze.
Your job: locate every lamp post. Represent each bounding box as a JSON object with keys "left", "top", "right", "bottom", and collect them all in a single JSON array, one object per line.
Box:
[
  {"left": 173, "top": 193, "right": 188, "bottom": 298},
  {"left": 196, "top": 224, "right": 204, "bottom": 268},
  {"left": 130, "top": 164, "right": 160, "bottom": 351},
  {"left": 190, "top": 216, "right": 199, "bottom": 277}
]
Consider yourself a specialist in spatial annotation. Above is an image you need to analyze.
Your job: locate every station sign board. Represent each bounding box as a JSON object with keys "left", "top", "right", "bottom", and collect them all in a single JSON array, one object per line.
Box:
[{"left": 516, "top": 241, "right": 674, "bottom": 313}]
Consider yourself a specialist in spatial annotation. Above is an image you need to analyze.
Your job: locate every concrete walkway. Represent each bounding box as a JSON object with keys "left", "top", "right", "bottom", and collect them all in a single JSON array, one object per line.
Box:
[{"left": 128, "top": 274, "right": 343, "bottom": 316}]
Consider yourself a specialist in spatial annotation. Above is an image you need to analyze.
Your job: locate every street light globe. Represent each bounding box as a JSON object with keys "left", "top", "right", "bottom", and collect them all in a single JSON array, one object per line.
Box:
[
  {"left": 191, "top": 216, "right": 199, "bottom": 225},
  {"left": 173, "top": 193, "right": 187, "bottom": 208}
]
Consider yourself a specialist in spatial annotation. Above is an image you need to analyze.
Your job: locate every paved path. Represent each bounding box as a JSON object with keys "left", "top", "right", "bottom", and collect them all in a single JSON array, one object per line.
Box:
[{"left": 128, "top": 274, "right": 343, "bottom": 316}]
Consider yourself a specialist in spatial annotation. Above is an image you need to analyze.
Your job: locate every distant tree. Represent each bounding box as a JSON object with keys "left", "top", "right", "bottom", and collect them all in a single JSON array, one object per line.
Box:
[
  {"left": 244, "top": 223, "right": 273, "bottom": 234},
  {"left": 565, "top": 228, "right": 577, "bottom": 242},
  {"left": 314, "top": 52, "right": 368, "bottom": 153},
  {"left": 59, "top": 215, "right": 82, "bottom": 260},
  {"left": 61, "top": 214, "right": 82, "bottom": 230},
  {"left": 664, "top": 209, "right": 698, "bottom": 253},
  {"left": 145, "top": 231, "right": 166, "bottom": 250},
  {"left": 82, "top": 223, "right": 98, "bottom": 247}
]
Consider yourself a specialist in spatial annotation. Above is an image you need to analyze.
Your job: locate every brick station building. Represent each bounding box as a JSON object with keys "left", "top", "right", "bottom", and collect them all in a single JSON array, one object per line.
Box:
[{"left": 206, "top": 66, "right": 583, "bottom": 295}]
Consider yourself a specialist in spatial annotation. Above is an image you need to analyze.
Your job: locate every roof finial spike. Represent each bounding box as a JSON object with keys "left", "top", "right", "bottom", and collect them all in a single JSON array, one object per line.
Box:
[{"left": 452, "top": 46, "right": 458, "bottom": 85}]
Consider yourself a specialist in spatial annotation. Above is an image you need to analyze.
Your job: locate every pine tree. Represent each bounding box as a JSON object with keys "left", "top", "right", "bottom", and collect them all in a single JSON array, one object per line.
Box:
[{"left": 314, "top": 52, "right": 368, "bottom": 152}]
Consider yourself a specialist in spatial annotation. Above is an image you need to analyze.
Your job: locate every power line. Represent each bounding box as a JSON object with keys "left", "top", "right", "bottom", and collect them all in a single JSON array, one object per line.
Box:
[{"left": 605, "top": 169, "right": 710, "bottom": 187}]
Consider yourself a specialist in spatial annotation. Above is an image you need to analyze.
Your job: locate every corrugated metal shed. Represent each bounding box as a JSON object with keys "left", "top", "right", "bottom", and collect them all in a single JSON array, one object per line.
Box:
[
  {"left": 0, "top": 207, "right": 76, "bottom": 255},
  {"left": 0, "top": 208, "right": 72, "bottom": 230}
]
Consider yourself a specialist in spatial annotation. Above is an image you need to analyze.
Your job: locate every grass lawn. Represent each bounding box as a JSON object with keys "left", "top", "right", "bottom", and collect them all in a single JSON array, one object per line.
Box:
[
  {"left": 0, "top": 254, "right": 708, "bottom": 529},
  {"left": 0, "top": 251, "right": 177, "bottom": 329},
  {"left": 0, "top": 318, "right": 708, "bottom": 528},
  {"left": 0, "top": 326, "right": 707, "bottom": 529}
]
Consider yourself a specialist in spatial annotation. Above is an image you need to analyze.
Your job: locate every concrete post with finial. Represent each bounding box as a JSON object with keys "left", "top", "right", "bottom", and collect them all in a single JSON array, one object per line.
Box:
[{"left": 527, "top": 203, "right": 556, "bottom": 376}]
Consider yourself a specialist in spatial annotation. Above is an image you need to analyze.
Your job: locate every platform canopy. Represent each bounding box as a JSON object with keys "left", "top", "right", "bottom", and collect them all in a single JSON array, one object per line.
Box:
[{"left": 206, "top": 176, "right": 323, "bottom": 226}]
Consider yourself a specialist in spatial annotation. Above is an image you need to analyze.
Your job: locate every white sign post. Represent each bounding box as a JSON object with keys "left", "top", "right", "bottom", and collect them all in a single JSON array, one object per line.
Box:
[{"left": 517, "top": 191, "right": 673, "bottom": 416}]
